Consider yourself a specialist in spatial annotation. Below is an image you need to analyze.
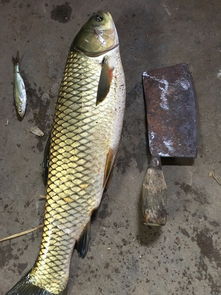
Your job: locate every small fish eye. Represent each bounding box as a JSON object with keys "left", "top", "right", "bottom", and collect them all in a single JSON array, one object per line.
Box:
[{"left": 95, "top": 15, "right": 103, "bottom": 22}]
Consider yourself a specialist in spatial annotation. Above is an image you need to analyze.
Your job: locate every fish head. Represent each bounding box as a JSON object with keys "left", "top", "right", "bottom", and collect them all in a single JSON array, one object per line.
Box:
[
  {"left": 72, "top": 11, "right": 119, "bottom": 56},
  {"left": 16, "top": 100, "right": 26, "bottom": 118}
]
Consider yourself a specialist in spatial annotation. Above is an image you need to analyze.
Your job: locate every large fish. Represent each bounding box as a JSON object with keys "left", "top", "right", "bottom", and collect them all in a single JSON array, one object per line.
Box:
[{"left": 7, "top": 11, "right": 125, "bottom": 295}]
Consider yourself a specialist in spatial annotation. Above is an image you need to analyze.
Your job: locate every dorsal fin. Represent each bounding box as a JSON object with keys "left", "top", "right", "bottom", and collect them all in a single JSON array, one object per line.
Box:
[
  {"left": 96, "top": 58, "right": 113, "bottom": 105},
  {"left": 42, "top": 132, "right": 51, "bottom": 185}
]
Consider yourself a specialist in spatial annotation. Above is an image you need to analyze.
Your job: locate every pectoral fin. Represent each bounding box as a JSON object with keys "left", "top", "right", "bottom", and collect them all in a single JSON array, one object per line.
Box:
[{"left": 96, "top": 58, "right": 113, "bottom": 105}]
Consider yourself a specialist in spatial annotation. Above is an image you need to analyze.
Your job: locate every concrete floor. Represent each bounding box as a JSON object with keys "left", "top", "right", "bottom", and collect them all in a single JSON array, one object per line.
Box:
[{"left": 0, "top": 0, "right": 221, "bottom": 294}]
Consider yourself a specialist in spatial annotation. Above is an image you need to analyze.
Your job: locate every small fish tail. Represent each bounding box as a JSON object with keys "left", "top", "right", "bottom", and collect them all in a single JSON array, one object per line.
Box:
[
  {"left": 12, "top": 51, "right": 20, "bottom": 65},
  {"left": 6, "top": 271, "right": 67, "bottom": 295}
]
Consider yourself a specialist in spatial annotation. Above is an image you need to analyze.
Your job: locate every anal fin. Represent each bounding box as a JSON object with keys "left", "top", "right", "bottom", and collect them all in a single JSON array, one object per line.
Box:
[{"left": 75, "top": 222, "right": 91, "bottom": 258}]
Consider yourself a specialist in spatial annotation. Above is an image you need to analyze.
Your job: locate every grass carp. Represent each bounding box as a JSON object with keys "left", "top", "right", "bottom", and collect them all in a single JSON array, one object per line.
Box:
[{"left": 7, "top": 11, "right": 125, "bottom": 295}]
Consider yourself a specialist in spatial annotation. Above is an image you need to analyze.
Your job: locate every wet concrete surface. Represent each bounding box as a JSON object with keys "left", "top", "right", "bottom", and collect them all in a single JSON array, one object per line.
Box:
[{"left": 0, "top": 0, "right": 221, "bottom": 294}]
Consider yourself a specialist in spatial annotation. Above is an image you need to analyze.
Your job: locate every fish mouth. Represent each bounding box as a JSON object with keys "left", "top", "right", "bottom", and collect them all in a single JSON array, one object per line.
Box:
[{"left": 93, "top": 10, "right": 112, "bottom": 22}]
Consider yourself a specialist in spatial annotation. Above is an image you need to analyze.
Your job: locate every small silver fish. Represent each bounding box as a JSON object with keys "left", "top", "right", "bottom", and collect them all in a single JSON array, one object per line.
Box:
[{"left": 13, "top": 52, "right": 27, "bottom": 119}]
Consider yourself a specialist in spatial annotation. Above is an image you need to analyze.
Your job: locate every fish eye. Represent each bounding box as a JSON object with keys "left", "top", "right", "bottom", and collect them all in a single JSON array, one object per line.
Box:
[{"left": 95, "top": 15, "right": 103, "bottom": 22}]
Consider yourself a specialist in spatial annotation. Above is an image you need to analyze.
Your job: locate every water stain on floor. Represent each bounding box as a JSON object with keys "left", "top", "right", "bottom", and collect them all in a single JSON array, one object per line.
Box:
[{"left": 51, "top": 2, "right": 72, "bottom": 23}]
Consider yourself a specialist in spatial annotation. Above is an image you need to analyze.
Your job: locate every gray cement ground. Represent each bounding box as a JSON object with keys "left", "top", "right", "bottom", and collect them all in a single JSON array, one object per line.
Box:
[{"left": 0, "top": 0, "right": 221, "bottom": 294}]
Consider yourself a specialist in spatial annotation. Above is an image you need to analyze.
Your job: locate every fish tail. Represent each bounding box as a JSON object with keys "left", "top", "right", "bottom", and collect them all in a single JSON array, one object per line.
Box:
[
  {"left": 12, "top": 51, "right": 20, "bottom": 65},
  {"left": 6, "top": 271, "right": 67, "bottom": 295}
]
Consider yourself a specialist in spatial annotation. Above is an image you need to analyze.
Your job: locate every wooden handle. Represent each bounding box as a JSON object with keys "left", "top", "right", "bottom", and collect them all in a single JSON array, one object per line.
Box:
[{"left": 141, "top": 157, "right": 167, "bottom": 226}]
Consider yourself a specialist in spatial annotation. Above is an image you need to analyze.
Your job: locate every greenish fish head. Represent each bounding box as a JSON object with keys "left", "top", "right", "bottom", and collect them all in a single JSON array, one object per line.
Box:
[{"left": 72, "top": 11, "right": 119, "bottom": 56}]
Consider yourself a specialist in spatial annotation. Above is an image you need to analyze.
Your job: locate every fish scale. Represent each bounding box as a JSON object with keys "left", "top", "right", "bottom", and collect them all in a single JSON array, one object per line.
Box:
[{"left": 27, "top": 48, "right": 125, "bottom": 294}]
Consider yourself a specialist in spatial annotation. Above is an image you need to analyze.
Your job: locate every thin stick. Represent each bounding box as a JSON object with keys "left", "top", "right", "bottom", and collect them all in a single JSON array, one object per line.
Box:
[
  {"left": 209, "top": 171, "right": 221, "bottom": 185},
  {"left": 0, "top": 224, "right": 43, "bottom": 242}
]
